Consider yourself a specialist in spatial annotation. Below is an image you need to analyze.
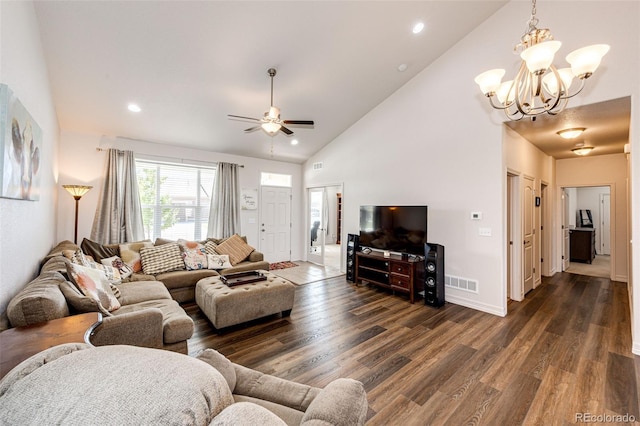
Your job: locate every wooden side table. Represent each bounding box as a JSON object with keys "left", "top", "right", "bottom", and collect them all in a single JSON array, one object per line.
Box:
[{"left": 0, "top": 312, "right": 102, "bottom": 378}]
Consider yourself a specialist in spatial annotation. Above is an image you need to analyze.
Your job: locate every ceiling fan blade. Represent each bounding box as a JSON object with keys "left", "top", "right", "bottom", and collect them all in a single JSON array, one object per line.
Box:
[
  {"left": 280, "top": 126, "right": 294, "bottom": 135},
  {"left": 244, "top": 126, "right": 261, "bottom": 133},
  {"left": 228, "top": 114, "right": 261, "bottom": 122},
  {"left": 283, "top": 120, "right": 314, "bottom": 125}
]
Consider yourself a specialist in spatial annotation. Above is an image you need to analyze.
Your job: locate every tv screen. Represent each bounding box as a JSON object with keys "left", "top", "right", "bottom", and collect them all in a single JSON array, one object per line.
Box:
[{"left": 359, "top": 205, "right": 428, "bottom": 255}]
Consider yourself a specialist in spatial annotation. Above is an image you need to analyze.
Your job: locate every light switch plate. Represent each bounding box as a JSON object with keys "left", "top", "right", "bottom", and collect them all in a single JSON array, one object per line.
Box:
[{"left": 479, "top": 227, "right": 492, "bottom": 237}]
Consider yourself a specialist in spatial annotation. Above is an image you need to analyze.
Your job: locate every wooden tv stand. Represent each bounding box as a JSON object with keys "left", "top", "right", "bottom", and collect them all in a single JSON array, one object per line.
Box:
[{"left": 355, "top": 251, "right": 423, "bottom": 303}]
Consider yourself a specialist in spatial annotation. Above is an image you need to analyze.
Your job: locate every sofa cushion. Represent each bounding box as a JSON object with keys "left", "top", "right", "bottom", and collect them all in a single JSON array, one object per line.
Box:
[
  {"left": 196, "top": 349, "right": 237, "bottom": 391},
  {"left": 80, "top": 238, "right": 119, "bottom": 262},
  {"left": 114, "top": 299, "right": 194, "bottom": 343},
  {"left": 0, "top": 344, "right": 234, "bottom": 425},
  {"left": 214, "top": 234, "right": 255, "bottom": 266},
  {"left": 115, "top": 280, "right": 172, "bottom": 305},
  {"left": 6, "top": 271, "right": 70, "bottom": 327},
  {"left": 119, "top": 240, "right": 153, "bottom": 273},
  {"left": 139, "top": 243, "right": 184, "bottom": 275},
  {"left": 66, "top": 263, "right": 121, "bottom": 312},
  {"left": 233, "top": 395, "right": 303, "bottom": 425},
  {"left": 59, "top": 281, "right": 113, "bottom": 317},
  {"left": 155, "top": 269, "right": 219, "bottom": 291},
  {"left": 212, "top": 402, "right": 288, "bottom": 426}
]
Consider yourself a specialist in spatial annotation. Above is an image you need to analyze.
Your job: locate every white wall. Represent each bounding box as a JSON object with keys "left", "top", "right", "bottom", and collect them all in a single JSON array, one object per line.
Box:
[
  {"left": 575, "top": 186, "right": 610, "bottom": 250},
  {"left": 56, "top": 131, "right": 304, "bottom": 260},
  {"left": 0, "top": 1, "right": 60, "bottom": 315},
  {"left": 304, "top": 0, "right": 640, "bottom": 323}
]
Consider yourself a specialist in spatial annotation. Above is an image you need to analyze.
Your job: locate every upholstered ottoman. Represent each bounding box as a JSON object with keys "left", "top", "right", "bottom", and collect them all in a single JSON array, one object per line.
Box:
[{"left": 196, "top": 271, "right": 295, "bottom": 329}]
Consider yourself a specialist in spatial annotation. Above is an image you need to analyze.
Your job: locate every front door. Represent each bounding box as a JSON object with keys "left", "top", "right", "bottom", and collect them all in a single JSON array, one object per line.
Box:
[
  {"left": 523, "top": 176, "right": 534, "bottom": 294},
  {"left": 260, "top": 186, "right": 291, "bottom": 263},
  {"left": 308, "top": 188, "right": 326, "bottom": 265}
]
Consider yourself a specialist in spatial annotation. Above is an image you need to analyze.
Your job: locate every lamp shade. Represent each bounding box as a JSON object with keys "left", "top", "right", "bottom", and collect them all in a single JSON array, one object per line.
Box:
[
  {"left": 267, "top": 106, "right": 280, "bottom": 119},
  {"left": 63, "top": 185, "right": 93, "bottom": 198},
  {"left": 496, "top": 80, "right": 515, "bottom": 104},
  {"left": 520, "top": 41, "right": 562, "bottom": 74},
  {"left": 566, "top": 44, "right": 610, "bottom": 78},
  {"left": 542, "top": 67, "right": 574, "bottom": 96},
  {"left": 474, "top": 69, "right": 505, "bottom": 95}
]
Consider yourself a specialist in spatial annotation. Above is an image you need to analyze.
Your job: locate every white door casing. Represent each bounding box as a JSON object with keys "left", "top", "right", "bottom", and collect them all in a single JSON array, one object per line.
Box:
[
  {"left": 600, "top": 193, "right": 611, "bottom": 255},
  {"left": 562, "top": 189, "right": 571, "bottom": 271},
  {"left": 523, "top": 176, "right": 534, "bottom": 295},
  {"left": 308, "top": 187, "right": 325, "bottom": 265}
]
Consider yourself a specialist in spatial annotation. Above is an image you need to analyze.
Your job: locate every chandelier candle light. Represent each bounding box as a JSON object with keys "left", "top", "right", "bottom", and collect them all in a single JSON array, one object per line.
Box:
[{"left": 474, "top": 0, "right": 609, "bottom": 121}]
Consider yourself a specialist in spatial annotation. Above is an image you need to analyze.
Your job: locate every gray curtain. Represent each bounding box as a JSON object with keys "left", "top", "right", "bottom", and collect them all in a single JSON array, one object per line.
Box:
[
  {"left": 207, "top": 162, "right": 240, "bottom": 238},
  {"left": 91, "top": 149, "right": 144, "bottom": 244}
]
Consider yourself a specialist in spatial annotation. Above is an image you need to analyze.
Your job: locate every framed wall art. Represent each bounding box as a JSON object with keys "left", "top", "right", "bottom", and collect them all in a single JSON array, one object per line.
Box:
[{"left": 0, "top": 84, "right": 42, "bottom": 201}]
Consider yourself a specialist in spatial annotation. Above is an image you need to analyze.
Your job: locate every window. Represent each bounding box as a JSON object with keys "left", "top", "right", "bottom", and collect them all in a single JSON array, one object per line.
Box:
[
  {"left": 261, "top": 172, "right": 292, "bottom": 187},
  {"left": 136, "top": 159, "right": 216, "bottom": 241}
]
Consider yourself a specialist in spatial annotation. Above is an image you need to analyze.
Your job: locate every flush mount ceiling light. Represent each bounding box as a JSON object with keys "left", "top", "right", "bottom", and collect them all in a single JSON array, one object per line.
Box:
[
  {"left": 127, "top": 103, "right": 141, "bottom": 113},
  {"left": 557, "top": 127, "right": 586, "bottom": 139},
  {"left": 572, "top": 143, "right": 594, "bottom": 156},
  {"left": 474, "top": 0, "right": 609, "bottom": 121},
  {"left": 412, "top": 22, "right": 425, "bottom": 34}
]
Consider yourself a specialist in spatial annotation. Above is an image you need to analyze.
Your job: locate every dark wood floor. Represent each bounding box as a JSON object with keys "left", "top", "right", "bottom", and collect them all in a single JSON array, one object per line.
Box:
[{"left": 184, "top": 272, "right": 640, "bottom": 425}]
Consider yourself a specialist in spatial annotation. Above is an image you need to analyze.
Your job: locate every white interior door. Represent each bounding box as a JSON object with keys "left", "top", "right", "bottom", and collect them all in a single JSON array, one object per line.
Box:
[
  {"left": 260, "top": 186, "right": 291, "bottom": 263},
  {"left": 308, "top": 187, "right": 325, "bottom": 265},
  {"left": 562, "top": 189, "right": 571, "bottom": 271},
  {"left": 523, "top": 177, "right": 534, "bottom": 294},
  {"left": 600, "top": 193, "right": 611, "bottom": 255}
]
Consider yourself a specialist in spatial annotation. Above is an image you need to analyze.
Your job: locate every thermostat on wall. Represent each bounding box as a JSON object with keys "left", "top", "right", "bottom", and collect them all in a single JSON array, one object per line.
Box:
[{"left": 471, "top": 212, "right": 482, "bottom": 220}]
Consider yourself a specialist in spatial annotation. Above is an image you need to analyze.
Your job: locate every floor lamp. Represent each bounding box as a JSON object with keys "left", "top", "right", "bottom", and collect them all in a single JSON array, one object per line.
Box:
[{"left": 62, "top": 185, "right": 93, "bottom": 244}]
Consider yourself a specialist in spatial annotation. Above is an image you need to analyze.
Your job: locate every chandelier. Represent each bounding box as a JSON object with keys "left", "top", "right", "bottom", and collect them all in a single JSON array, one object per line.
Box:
[{"left": 474, "top": 0, "right": 609, "bottom": 121}]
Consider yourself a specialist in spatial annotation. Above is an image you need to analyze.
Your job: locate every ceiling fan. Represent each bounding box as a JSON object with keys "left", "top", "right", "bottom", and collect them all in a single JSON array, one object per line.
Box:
[{"left": 228, "top": 68, "right": 314, "bottom": 136}]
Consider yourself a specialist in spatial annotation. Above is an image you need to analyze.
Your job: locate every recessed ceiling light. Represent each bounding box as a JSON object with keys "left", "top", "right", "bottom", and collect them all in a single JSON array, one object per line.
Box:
[
  {"left": 412, "top": 22, "right": 425, "bottom": 34},
  {"left": 291, "top": 139, "right": 299, "bottom": 146},
  {"left": 128, "top": 103, "right": 141, "bottom": 113},
  {"left": 557, "top": 127, "right": 586, "bottom": 139},
  {"left": 397, "top": 64, "right": 408, "bottom": 72}
]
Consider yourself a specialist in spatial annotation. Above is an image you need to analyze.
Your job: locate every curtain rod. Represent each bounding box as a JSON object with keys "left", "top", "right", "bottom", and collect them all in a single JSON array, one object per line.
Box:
[{"left": 95, "top": 147, "right": 244, "bottom": 167}]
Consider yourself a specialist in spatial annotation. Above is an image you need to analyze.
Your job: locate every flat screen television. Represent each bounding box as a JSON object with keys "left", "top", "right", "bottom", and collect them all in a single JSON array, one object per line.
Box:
[{"left": 359, "top": 205, "right": 428, "bottom": 255}]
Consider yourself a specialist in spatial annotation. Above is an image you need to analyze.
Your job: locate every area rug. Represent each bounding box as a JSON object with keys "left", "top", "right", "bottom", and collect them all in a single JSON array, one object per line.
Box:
[{"left": 269, "top": 261, "right": 299, "bottom": 270}]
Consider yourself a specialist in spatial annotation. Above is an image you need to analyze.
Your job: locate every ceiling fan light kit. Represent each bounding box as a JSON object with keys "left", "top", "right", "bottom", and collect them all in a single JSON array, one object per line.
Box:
[
  {"left": 228, "top": 68, "right": 314, "bottom": 137},
  {"left": 474, "top": 0, "right": 609, "bottom": 121}
]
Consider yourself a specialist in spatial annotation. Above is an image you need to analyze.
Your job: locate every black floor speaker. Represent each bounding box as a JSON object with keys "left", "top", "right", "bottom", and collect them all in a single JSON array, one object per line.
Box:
[
  {"left": 424, "top": 243, "right": 445, "bottom": 307},
  {"left": 346, "top": 234, "right": 360, "bottom": 282}
]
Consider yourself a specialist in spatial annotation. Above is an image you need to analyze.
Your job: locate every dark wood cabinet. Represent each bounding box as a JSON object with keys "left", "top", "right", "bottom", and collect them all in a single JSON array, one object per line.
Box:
[
  {"left": 355, "top": 251, "right": 422, "bottom": 303},
  {"left": 570, "top": 228, "right": 596, "bottom": 263}
]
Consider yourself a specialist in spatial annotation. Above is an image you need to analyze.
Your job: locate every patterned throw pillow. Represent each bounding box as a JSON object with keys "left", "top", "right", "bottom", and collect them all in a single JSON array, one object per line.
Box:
[
  {"left": 178, "top": 239, "right": 208, "bottom": 270},
  {"left": 101, "top": 256, "right": 133, "bottom": 279},
  {"left": 204, "top": 241, "right": 218, "bottom": 255},
  {"left": 207, "top": 254, "right": 232, "bottom": 270},
  {"left": 84, "top": 262, "right": 122, "bottom": 283},
  {"left": 65, "top": 263, "right": 121, "bottom": 312},
  {"left": 214, "top": 234, "right": 255, "bottom": 266},
  {"left": 62, "top": 249, "right": 91, "bottom": 266},
  {"left": 119, "top": 240, "right": 154, "bottom": 273},
  {"left": 139, "top": 243, "right": 185, "bottom": 275}
]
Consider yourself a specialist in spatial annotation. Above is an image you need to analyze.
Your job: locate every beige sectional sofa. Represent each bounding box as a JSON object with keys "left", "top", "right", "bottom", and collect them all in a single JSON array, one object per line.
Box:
[
  {"left": 2, "top": 236, "right": 269, "bottom": 353},
  {"left": 0, "top": 343, "right": 369, "bottom": 425}
]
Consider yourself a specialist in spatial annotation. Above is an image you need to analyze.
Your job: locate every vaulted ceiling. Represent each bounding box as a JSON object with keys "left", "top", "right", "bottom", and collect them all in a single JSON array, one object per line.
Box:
[{"left": 34, "top": 1, "right": 508, "bottom": 163}]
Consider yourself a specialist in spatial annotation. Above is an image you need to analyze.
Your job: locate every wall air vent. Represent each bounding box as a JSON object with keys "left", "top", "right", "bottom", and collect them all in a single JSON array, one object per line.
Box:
[
  {"left": 445, "top": 275, "right": 479, "bottom": 294},
  {"left": 312, "top": 162, "right": 323, "bottom": 170}
]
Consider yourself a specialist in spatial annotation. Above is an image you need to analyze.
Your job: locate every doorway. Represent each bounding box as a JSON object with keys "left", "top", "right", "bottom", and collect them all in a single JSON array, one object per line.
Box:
[
  {"left": 562, "top": 185, "right": 612, "bottom": 279},
  {"left": 306, "top": 184, "right": 343, "bottom": 270}
]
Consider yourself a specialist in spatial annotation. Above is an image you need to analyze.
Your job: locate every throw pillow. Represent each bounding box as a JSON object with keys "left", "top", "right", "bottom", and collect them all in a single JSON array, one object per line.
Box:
[
  {"left": 80, "top": 238, "right": 120, "bottom": 262},
  {"left": 178, "top": 239, "right": 208, "bottom": 270},
  {"left": 101, "top": 256, "right": 133, "bottom": 279},
  {"left": 119, "top": 240, "right": 153, "bottom": 273},
  {"left": 214, "top": 234, "right": 255, "bottom": 266},
  {"left": 204, "top": 240, "right": 218, "bottom": 255},
  {"left": 84, "top": 261, "right": 122, "bottom": 283},
  {"left": 65, "top": 263, "right": 121, "bottom": 312},
  {"left": 62, "top": 249, "right": 91, "bottom": 266},
  {"left": 207, "top": 254, "right": 232, "bottom": 270},
  {"left": 59, "top": 281, "right": 113, "bottom": 317},
  {"left": 139, "top": 243, "right": 185, "bottom": 275}
]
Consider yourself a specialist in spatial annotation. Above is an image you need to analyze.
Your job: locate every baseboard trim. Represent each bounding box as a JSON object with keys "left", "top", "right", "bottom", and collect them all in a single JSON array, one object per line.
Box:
[
  {"left": 614, "top": 274, "right": 628, "bottom": 283},
  {"left": 445, "top": 294, "right": 506, "bottom": 317}
]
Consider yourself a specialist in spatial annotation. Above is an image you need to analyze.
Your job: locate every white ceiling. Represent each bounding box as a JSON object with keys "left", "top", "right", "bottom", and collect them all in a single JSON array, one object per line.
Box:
[{"left": 34, "top": 1, "right": 508, "bottom": 163}]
